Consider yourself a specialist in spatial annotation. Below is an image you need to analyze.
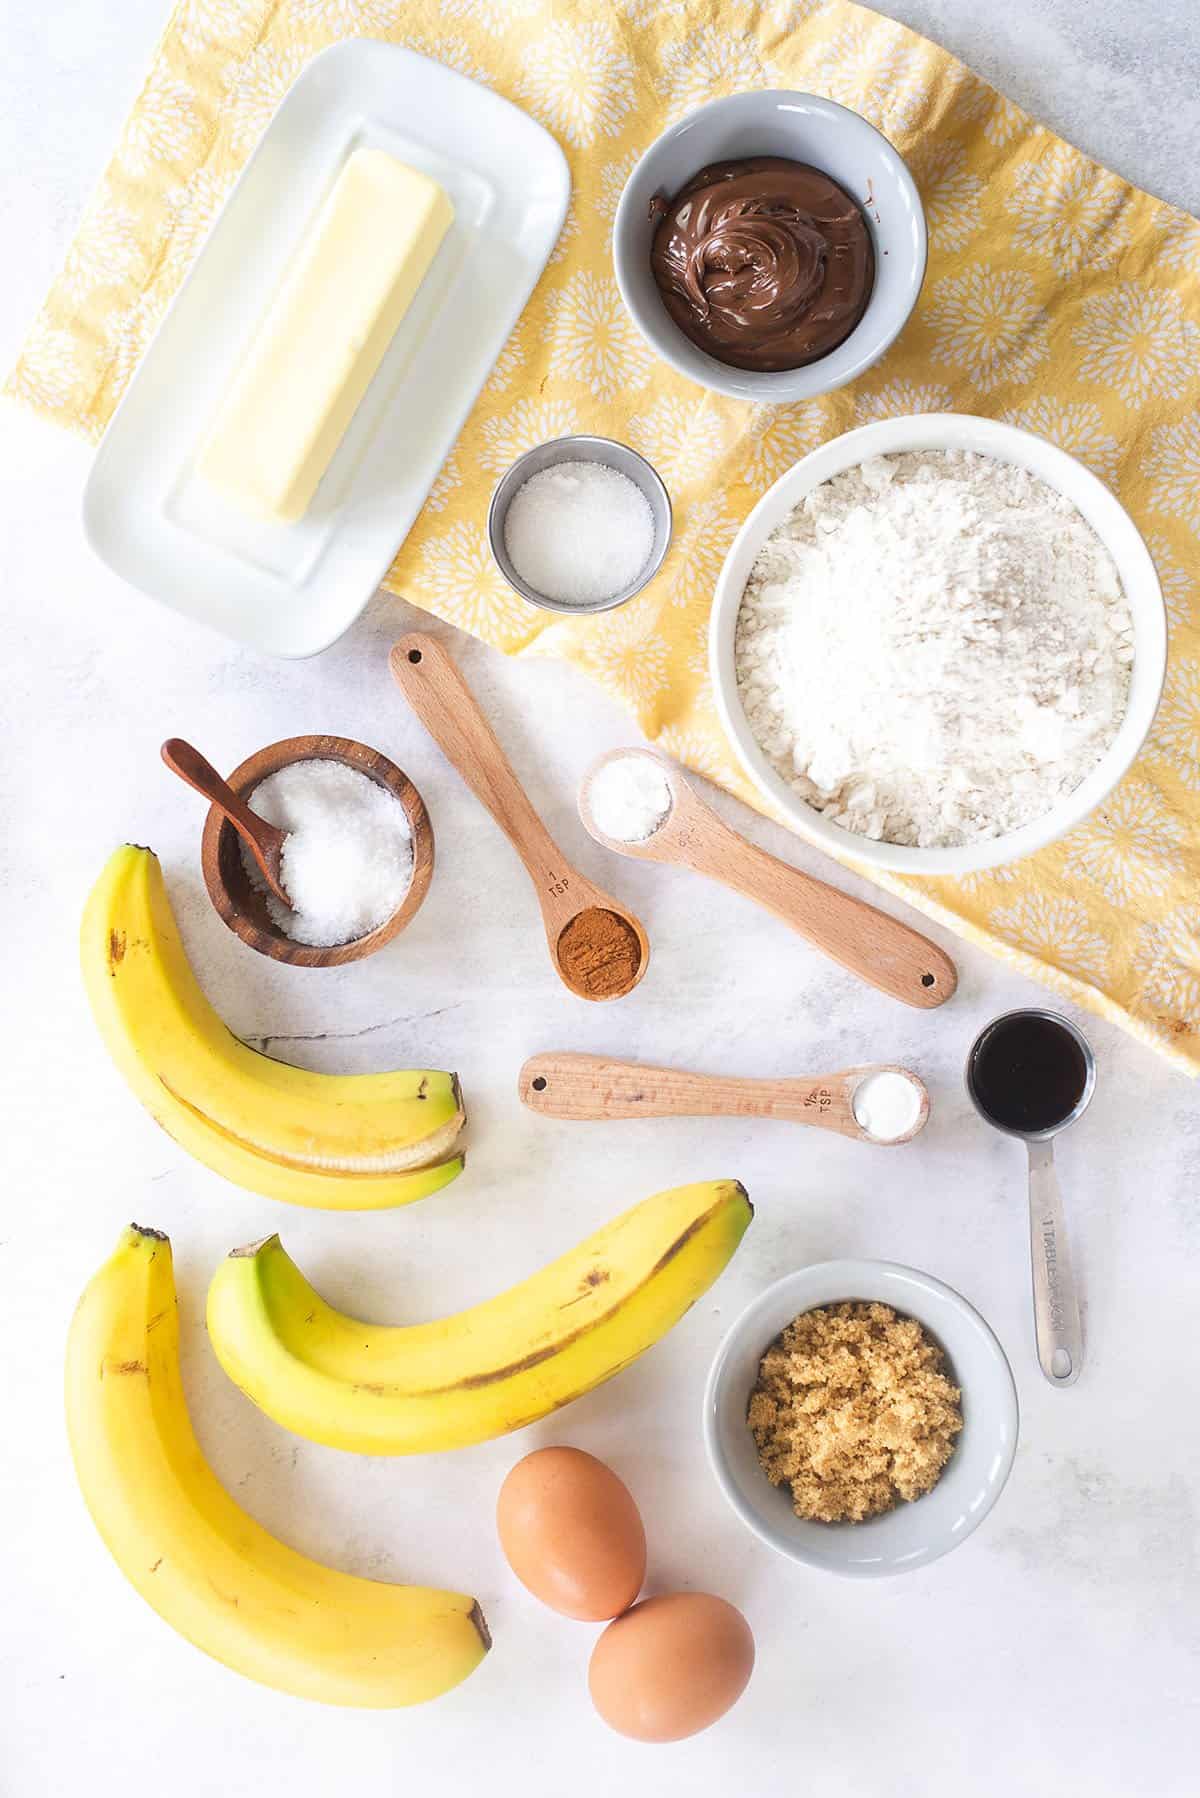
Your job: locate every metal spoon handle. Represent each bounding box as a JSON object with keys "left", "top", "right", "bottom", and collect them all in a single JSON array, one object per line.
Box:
[{"left": 1027, "top": 1139, "right": 1083, "bottom": 1387}]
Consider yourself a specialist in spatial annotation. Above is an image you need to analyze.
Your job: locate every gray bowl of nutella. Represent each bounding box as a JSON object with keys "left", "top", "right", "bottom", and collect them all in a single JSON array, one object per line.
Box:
[{"left": 613, "top": 89, "right": 926, "bottom": 402}]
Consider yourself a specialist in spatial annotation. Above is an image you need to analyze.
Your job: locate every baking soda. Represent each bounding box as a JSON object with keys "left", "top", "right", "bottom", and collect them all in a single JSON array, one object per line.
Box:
[
  {"left": 852, "top": 1070, "right": 924, "bottom": 1142},
  {"left": 504, "top": 460, "right": 654, "bottom": 607},
  {"left": 242, "top": 759, "right": 413, "bottom": 946}
]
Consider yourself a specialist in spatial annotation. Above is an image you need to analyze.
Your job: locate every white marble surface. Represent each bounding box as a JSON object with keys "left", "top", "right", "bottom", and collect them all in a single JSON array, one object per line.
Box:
[{"left": 2, "top": 5, "right": 1199, "bottom": 1795}]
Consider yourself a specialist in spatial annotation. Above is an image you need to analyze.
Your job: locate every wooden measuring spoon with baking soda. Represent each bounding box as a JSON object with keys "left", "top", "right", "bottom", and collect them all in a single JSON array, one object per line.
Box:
[
  {"left": 520, "top": 1054, "right": 929, "bottom": 1146},
  {"left": 390, "top": 635, "right": 648, "bottom": 1001},
  {"left": 579, "top": 748, "right": 956, "bottom": 1009}
]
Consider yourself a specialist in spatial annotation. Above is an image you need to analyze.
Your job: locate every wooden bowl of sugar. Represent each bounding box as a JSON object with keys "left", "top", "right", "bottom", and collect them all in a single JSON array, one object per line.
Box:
[{"left": 200, "top": 735, "right": 433, "bottom": 967}]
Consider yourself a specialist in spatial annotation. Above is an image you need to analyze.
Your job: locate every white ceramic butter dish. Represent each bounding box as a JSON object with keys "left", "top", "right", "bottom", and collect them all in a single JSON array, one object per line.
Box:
[{"left": 83, "top": 40, "right": 570, "bottom": 657}]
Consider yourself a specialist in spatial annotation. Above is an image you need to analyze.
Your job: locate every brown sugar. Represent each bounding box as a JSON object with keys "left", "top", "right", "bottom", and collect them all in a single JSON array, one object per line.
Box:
[
  {"left": 556, "top": 907, "right": 642, "bottom": 998},
  {"left": 748, "top": 1301, "right": 963, "bottom": 1524}
]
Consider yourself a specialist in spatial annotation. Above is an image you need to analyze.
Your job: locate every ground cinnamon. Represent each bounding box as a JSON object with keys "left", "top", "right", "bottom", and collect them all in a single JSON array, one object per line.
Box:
[{"left": 556, "top": 907, "right": 642, "bottom": 999}]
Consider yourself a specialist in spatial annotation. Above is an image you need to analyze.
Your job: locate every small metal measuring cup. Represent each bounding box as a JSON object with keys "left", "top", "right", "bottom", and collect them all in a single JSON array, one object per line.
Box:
[
  {"left": 966, "top": 1009, "right": 1095, "bottom": 1388},
  {"left": 487, "top": 435, "right": 672, "bottom": 614}
]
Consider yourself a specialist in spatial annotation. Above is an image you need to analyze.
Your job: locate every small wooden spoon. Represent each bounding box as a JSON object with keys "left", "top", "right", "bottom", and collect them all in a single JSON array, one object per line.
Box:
[
  {"left": 519, "top": 1052, "right": 929, "bottom": 1146},
  {"left": 162, "top": 737, "right": 292, "bottom": 908},
  {"left": 579, "top": 748, "right": 956, "bottom": 1010},
  {"left": 390, "top": 635, "right": 648, "bottom": 1002}
]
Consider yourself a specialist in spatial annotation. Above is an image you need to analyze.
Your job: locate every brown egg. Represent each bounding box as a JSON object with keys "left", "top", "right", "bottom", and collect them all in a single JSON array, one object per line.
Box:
[
  {"left": 588, "top": 1592, "right": 755, "bottom": 1742},
  {"left": 496, "top": 1446, "right": 647, "bottom": 1621}
]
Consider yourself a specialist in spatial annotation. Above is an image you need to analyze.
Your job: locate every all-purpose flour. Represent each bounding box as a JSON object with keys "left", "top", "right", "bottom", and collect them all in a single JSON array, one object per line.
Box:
[{"left": 734, "top": 450, "right": 1134, "bottom": 848}]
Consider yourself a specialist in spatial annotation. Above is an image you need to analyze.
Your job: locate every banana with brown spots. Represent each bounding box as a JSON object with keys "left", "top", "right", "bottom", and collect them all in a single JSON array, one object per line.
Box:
[{"left": 206, "top": 1180, "right": 752, "bottom": 1454}]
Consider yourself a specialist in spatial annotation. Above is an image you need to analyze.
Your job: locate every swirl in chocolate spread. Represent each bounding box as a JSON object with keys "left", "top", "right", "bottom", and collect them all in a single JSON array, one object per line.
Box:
[{"left": 649, "top": 157, "right": 874, "bottom": 372}]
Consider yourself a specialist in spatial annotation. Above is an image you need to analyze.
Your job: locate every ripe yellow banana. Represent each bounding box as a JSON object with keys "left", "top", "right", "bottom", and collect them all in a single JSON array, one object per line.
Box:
[
  {"left": 66, "top": 1225, "right": 490, "bottom": 1707},
  {"left": 81, "top": 846, "right": 465, "bottom": 1209},
  {"left": 208, "top": 1178, "right": 753, "bottom": 1454}
]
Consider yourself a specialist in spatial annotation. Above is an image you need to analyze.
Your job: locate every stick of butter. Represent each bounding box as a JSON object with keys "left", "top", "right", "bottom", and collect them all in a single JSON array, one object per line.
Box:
[{"left": 198, "top": 148, "right": 454, "bottom": 524}]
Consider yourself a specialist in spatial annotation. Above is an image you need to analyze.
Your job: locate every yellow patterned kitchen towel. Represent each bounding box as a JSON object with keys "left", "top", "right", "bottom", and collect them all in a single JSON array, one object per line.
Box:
[{"left": 10, "top": 0, "right": 1200, "bottom": 1070}]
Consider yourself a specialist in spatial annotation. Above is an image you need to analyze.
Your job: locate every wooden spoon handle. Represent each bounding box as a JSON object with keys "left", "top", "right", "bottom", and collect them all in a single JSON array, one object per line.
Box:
[
  {"left": 161, "top": 736, "right": 288, "bottom": 859},
  {"left": 390, "top": 636, "right": 563, "bottom": 890},
  {"left": 162, "top": 737, "right": 292, "bottom": 908},
  {"left": 682, "top": 823, "right": 956, "bottom": 1009},
  {"left": 161, "top": 739, "right": 264, "bottom": 835},
  {"left": 520, "top": 1053, "right": 880, "bottom": 1139}
]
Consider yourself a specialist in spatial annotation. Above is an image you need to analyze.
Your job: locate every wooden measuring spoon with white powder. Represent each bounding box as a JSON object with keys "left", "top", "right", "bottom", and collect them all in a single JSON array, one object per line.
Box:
[
  {"left": 520, "top": 1053, "right": 929, "bottom": 1146},
  {"left": 579, "top": 748, "right": 956, "bottom": 1010}
]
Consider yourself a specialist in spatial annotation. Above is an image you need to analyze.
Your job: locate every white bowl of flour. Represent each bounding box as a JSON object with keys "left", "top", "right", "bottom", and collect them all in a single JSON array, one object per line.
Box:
[{"left": 710, "top": 415, "right": 1166, "bottom": 877}]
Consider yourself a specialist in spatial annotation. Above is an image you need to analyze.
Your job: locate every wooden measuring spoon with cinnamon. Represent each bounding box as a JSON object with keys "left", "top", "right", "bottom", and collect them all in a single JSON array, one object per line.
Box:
[
  {"left": 579, "top": 748, "right": 956, "bottom": 1010},
  {"left": 390, "top": 636, "right": 648, "bottom": 1001}
]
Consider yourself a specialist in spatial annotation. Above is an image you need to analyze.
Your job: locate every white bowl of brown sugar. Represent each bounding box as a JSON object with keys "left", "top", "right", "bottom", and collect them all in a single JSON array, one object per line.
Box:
[{"left": 703, "top": 1261, "right": 1018, "bottom": 1577}]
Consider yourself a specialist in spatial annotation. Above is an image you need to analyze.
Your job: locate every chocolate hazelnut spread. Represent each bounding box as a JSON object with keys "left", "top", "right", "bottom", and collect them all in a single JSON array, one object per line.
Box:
[{"left": 649, "top": 157, "right": 874, "bottom": 372}]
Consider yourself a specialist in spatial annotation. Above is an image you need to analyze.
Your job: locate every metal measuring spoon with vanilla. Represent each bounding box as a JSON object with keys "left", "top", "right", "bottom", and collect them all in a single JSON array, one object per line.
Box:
[{"left": 649, "top": 156, "right": 874, "bottom": 371}]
